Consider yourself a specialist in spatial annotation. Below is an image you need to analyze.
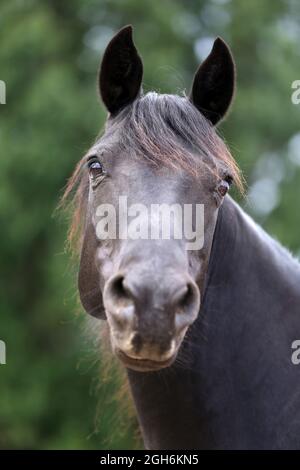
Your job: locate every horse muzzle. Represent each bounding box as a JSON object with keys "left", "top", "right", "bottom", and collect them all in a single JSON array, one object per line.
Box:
[{"left": 103, "top": 268, "right": 200, "bottom": 371}]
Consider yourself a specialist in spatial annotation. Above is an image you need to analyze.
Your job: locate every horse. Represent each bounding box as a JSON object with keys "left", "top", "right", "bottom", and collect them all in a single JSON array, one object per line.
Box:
[{"left": 64, "top": 25, "right": 300, "bottom": 449}]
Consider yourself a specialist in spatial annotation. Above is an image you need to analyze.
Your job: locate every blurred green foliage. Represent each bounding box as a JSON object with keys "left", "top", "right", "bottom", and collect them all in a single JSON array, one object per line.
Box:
[{"left": 0, "top": 0, "right": 300, "bottom": 449}]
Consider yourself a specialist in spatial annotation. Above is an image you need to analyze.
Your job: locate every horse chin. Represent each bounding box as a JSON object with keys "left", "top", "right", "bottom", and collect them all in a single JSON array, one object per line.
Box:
[{"left": 114, "top": 348, "right": 177, "bottom": 372}]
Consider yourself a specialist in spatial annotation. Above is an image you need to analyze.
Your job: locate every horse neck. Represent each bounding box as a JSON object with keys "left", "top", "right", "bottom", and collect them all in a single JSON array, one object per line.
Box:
[{"left": 127, "top": 196, "right": 300, "bottom": 449}]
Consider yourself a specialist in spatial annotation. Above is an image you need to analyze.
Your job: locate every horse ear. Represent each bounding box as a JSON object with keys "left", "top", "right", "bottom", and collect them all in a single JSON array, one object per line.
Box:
[
  {"left": 99, "top": 25, "right": 143, "bottom": 115},
  {"left": 190, "top": 37, "right": 235, "bottom": 125},
  {"left": 78, "top": 222, "right": 106, "bottom": 319}
]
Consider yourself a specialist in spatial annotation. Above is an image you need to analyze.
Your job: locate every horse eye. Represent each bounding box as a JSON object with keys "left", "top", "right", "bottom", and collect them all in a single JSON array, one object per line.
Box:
[
  {"left": 218, "top": 176, "right": 233, "bottom": 197},
  {"left": 225, "top": 175, "right": 233, "bottom": 186},
  {"left": 87, "top": 158, "right": 103, "bottom": 176}
]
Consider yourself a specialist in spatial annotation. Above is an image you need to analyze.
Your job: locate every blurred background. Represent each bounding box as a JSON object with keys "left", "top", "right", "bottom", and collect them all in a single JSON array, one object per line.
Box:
[{"left": 1, "top": 0, "right": 300, "bottom": 449}]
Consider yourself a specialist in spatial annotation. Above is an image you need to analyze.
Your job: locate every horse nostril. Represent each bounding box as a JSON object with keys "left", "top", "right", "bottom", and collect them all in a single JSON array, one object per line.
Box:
[
  {"left": 103, "top": 274, "right": 137, "bottom": 328},
  {"left": 178, "top": 283, "right": 194, "bottom": 310},
  {"left": 175, "top": 281, "right": 200, "bottom": 331},
  {"left": 108, "top": 275, "right": 132, "bottom": 305}
]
